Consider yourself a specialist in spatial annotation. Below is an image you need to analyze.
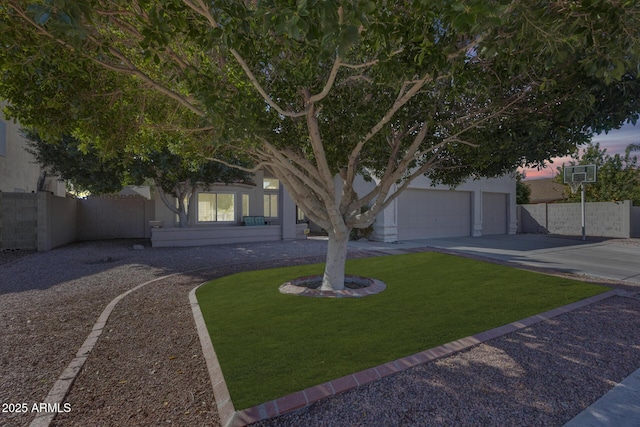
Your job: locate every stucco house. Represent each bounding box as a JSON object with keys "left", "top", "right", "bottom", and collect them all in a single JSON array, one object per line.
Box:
[
  {"left": 150, "top": 170, "right": 516, "bottom": 247},
  {"left": 351, "top": 173, "right": 516, "bottom": 242},
  {"left": 150, "top": 170, "right": 309, "bottom": 247},
  {"left": 0, "top": 102, "right": 65, "bottom": 196},
  {"left": 2, "top": 99, "right": 516, "bottom": 249}
]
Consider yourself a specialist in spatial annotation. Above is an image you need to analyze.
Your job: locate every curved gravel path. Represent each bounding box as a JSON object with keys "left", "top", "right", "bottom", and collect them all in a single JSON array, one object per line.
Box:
[
  {"left": 1, "top": 239, "right": 639, "bottom": 427},
  {"left": 0, "top": 239, "right": 340, "bottom": 427}
]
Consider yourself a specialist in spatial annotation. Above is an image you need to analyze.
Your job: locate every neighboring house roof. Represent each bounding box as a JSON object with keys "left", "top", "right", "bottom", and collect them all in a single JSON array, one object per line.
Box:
[
  {"left": 119, "top": 185, "right": 151, "bottom": 199},
  {"left": 525, "top": 178, "right": 567, "bottom": 204}
]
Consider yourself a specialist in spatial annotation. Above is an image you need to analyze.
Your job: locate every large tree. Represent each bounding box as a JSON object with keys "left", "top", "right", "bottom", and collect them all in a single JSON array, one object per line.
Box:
[
  {"left": 25, "top": 130, "right": 252, "bottom": 226},
  {"left": 2, "top": 1, "right": 640, "bottom": 290}
]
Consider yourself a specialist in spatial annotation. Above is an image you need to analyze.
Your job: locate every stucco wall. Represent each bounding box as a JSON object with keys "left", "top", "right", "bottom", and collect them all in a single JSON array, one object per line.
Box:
[
  {"left": 78, "top": 196, "right": 154, "bottom": 240},
  {"left": 38, "top": 192, "right": 77, "bottom": 251},
  {"left": 1, "top": 192, "right": 155, "bottom": 251},
  {"left": 0, "top": 192, "right": 38, "bottom": 249},
  {"left": 517, "top": 203, "right": 549, "bottom": 234},
  {"left": 151, "top": 223, "right": 308, "bottom": 247},
  {"left": 0, "top": 192, "right": 77, "bottom": 251},
  {"left": 151, "top": 225, "right": 280, "bottom": 247},
  {"left": 518, "top": 200, "right": 634, "bottom": 238},
  {"left": 631, "top": 206, "right": 640, "bottom": 238},
  {"left": 0, "top": 104, "right": 41, "bottom": 193}
]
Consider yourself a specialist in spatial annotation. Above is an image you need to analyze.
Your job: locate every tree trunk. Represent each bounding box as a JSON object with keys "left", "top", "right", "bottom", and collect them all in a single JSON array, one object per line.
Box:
[
  {"left": 155, "top": 183, "right": 188, "bottom": 227},
  {"left": 177, "top": 211, "right": 188, "bottom": 228},
  {"left": 321, "top": 227, "right": 350, "bottom": 291},
  {"left": 186, "top": 188, "right": 197, "bottom": 226}
]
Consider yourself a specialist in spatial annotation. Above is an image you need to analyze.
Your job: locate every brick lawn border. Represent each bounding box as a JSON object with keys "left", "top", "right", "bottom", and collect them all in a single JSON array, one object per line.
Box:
[
  {"left": 30, "top": 272, "right": 186, "bottom": 427},
  {"left": 190, "top": 281, "right": 629, "bottom": 427}
]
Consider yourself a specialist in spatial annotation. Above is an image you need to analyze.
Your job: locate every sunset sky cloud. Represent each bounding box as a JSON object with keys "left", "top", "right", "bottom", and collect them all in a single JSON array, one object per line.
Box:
[{"left": 521, "top": 122, "right": 640, "bottom": 180}]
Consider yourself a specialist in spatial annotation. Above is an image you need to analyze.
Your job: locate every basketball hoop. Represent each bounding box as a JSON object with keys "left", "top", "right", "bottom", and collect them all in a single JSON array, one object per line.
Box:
[
  {"left": 568, "top": 181, "right": 581, "bottom": 194},
  {"left": 562, "top": 164, "right": 597, "bottom": 241}
]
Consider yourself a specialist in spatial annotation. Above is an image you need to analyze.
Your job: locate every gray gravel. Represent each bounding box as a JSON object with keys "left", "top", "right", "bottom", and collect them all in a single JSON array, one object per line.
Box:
[
  {"left": 255, "top": 296, "right": 640, "bottom": 427},
  {"left": 1, "top": 238, "right": 639, "bottom": 427},
  {"left": 0, "top": 239, "right": 336, "bottom": 427}
]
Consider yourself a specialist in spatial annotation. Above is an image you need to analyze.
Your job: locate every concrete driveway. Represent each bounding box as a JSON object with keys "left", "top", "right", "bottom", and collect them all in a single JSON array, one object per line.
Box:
[{"left": 351, "top": 234, "right": 640, "bottom": 285}]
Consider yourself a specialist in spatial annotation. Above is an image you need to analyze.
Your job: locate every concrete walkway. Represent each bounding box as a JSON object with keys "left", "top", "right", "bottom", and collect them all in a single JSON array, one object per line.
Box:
[
  {"left": 563, "top": 368, "right": 640, "bottom": 427},
  {"left": 349, "top": 234, "right": 640, "bottom": 284},
  {"left": 350, "top": 234, "right": 640, "bottom": 427}
]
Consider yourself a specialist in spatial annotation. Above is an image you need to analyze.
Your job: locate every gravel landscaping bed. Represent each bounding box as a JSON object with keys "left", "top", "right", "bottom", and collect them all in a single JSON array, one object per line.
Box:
[
  {"left": 0, "top": 239, "right": 335, "bottom": 427},
  {"left": 0, "top": 249, "right": 36, "bottom": 267},
  {"left": 256, "top": 296, "right": 640, "bottom": 427},
  {"left": 1, "top": 238, "right": 639, "bottom": 427}
]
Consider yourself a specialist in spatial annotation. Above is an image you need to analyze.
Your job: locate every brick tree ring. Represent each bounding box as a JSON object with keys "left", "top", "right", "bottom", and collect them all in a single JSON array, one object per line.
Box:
[{"left": 278, "top": 275, "right": 386, "bottom": 298}]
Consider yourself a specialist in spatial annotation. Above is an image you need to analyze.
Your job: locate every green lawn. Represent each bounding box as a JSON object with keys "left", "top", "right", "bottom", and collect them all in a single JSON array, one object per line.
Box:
[{"left": 196, "top": 252, "right": 607, "bottom": 409}]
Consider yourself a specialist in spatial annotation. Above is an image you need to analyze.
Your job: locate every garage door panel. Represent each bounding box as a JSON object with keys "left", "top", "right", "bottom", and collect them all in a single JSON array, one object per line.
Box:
[
  {"left": 482, "top": 192, "right": 507, "bottom": 235},
  {"left": 398, "top": 190, "right": 471, "bottom": 240}
]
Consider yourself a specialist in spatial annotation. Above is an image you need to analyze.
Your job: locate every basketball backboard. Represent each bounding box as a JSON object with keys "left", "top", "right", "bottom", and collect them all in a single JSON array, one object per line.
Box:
[{"left": 563, "top": 164, "right": 597, "bottom": 184}]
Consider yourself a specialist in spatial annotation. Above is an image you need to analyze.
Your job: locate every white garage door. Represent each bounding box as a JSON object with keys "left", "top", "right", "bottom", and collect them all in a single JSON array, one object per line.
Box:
[
  {"left": 482, "top": 192, "right": 507, "bottom": 235},
  {"left": 397, "top": 189, "right": 471, "bottom": 240}
]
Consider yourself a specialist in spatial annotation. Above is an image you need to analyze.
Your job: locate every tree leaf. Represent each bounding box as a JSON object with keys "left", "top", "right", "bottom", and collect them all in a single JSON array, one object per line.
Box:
[{"left": 338, "top": 25, "right": 359, "bottom": 57}]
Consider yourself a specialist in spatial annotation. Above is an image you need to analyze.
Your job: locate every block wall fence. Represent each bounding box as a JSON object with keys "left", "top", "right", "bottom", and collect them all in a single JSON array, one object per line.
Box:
[
  {"left": 4, "top": 193, "right": 638, "bottom": 251},
  {"left": 517, "top": 200, "right": 640, "bottom": 238},
  {"left": 0, "top": 192, "right": 153, "bottom": 251}
]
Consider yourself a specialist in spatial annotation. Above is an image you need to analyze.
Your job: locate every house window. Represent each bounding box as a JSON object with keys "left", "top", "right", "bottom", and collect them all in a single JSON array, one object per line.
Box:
[
  {"left": 242, "top": 194, "right": 249, "bottom": 217},
  {"left": 263, "top": 178, "right": 279, "bottom": 218},
  {"left": 263, "top": 178, "right": 279, "bottom": 190},
  {"left": 198, "top": 192, "right": 235, "bottom": 222},
  {"left": 296, "top": 206, "right": 306, "bottom": 223},
  {"left": 0, "top": 120, "right": 6, "bottom": 157},
  {"left": 264, "top": 193, "right": 278, "bottom": 218}
]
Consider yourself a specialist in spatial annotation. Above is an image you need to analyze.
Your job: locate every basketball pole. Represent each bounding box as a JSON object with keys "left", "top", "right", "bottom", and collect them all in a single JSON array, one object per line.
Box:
[
  {"left": 564, "top": 164, "right": 595, "bottom": 242},
  {"left": 581, "top": 183, "right": 586, "bottom": 241}
]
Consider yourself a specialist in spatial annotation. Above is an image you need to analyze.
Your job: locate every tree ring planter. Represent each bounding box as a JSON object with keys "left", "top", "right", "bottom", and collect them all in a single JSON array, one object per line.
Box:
[{"left": 279, "top": 275, "right": 386, "bottom": 298}]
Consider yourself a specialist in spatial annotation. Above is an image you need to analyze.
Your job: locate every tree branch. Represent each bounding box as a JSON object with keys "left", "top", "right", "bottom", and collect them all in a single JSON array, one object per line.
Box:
[
  {"left": 304, "top": 100, "right": 337, "bottom": 201},
  {"left": 308, "top": 49, "right": 403, "bottom": 104},
  {"left": 307, "top": 56, "right": 342, "bottom": 104},
  {"left": 182, "top": 0, "right": 218, "bottom": 27},
  {"left": 229, "top": 49, "right": 308, "bottom": 118},
  {"left": 8, "top": 1, "right": 207, "bottom": 118},
  {"left": 101, "top": 47, "right": 206, "bottom": 117},
  {"left": 259, "top": 137, "right": 334, "bottom": 204},
  {"left": 275, "top": 167, "right": 332, "bottom": 230}
]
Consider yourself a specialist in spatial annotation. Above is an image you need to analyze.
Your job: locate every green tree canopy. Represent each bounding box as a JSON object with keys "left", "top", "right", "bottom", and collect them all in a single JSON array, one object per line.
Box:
[
  {"left": 25, "top": 129, "right": 252, "bottom": 226},
  {"left": 2, "top": 1, "right": 640, "bottom": 289},
  {"left": 516, "top": 172, "right": 531, "bottom": 205},
  {"left": 25, "top": 130, "right": 128, "bottom": 194},
  {"left": 556, "top": 142, "right": 640, "bottom": 205},
  {"left": 131, "top": 145, "right": 253, "bottom": 227}
]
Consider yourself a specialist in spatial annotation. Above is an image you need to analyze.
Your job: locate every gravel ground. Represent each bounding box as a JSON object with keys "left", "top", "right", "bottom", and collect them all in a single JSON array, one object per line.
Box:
[
  {"left": 256, "top": 296, "right": 640, "bottom": 427},
  {"left": 0, "top": 249, "right": 36, "bottom": 267},
  {"left": 1, "top": 238, "right": 639, "bottom": 427}
]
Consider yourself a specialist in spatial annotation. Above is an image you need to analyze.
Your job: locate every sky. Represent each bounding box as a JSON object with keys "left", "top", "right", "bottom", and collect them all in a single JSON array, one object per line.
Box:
[{"left": 521, "top": 122, "right": 640, "bottom": 180}]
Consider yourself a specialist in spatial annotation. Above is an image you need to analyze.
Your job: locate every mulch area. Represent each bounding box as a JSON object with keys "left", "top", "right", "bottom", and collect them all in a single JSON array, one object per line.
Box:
[
  {"left": 2, "top": 240, "right": 638, "bottom": 427},
  {"left": 49, "top": 253, "right": 377, "bottom": 426}
]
